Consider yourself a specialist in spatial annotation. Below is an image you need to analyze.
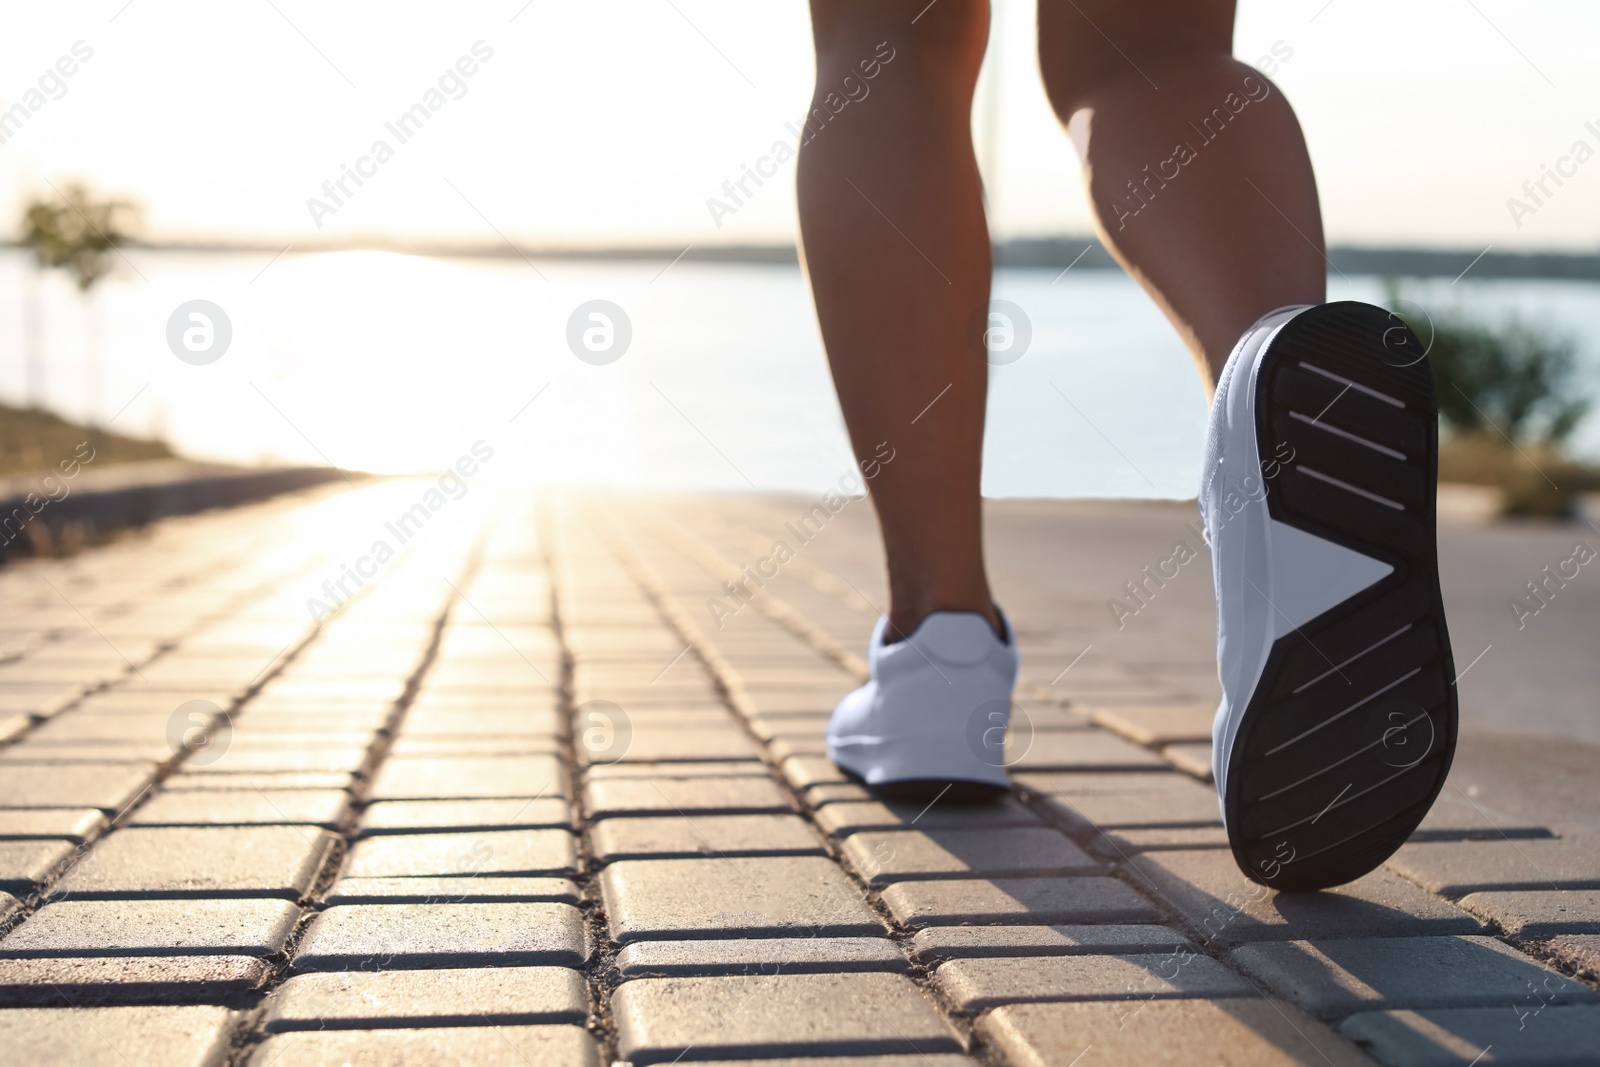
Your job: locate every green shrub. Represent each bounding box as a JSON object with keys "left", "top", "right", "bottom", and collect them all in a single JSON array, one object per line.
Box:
[{"left": 1386, "top": 283, "right": 1595, "bottom": 518}]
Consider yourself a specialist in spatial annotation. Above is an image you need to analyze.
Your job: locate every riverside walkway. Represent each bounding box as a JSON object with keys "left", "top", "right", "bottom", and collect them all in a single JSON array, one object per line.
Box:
[{"left": 0, "top": 480, "right": 1595, "bottom": 1066}]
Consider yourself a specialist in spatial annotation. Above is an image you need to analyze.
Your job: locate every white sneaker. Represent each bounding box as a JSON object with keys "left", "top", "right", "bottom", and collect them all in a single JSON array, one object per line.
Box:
[
  {"left": 827, "top": 610, "right": 1017, "bottom": 800},
  {"left": 1202, "top": 301, "right": 1457, "bottom": 891}
]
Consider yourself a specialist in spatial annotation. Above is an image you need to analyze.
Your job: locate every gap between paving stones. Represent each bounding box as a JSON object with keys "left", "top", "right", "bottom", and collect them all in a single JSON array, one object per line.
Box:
[
  {"left": 0, "top": 530, "right": 426, "bottom": 940},
  {"left": 639, "top": 500, "right": 1600, "bottom": 1014},
  {"left": 611, "top": 506, "right": 1418, "bottom": 1066},
  {"left": 217, "top": 530, "right": 490, "bottom": 1060},
  {"left": 545, "top": 499, "right": 622, "bottom": 1059},
  {"left": 0, "top": 485, "right": 356, "bottom": 756},
  {"left": 598, "top": 508, "right": 1011, "bottom": 1063}
]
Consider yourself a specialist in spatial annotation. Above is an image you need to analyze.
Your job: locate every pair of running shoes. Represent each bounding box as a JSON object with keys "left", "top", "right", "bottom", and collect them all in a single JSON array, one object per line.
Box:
[{"left": 828, "top": 300, "right": 1457, "bottom": 892}]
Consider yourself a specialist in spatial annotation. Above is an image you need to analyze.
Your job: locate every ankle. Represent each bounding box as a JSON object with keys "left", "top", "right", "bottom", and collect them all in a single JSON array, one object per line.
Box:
[{"left": 886, "top": 602, "right": 1004, "bottom": 643}]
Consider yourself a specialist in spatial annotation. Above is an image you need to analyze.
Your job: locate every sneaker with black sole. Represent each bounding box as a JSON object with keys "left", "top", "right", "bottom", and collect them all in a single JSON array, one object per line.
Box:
[
  {"left": 1202, "top": 300, "right": 1458, "bottom": 892},
  {"left": 827, "top": 610, "right": 1016, "bottom": 804}
]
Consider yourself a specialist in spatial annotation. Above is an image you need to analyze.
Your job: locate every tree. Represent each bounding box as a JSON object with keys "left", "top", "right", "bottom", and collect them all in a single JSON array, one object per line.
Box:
[{"left": 18, "top": 183, "right": 140, "bottom": 420}]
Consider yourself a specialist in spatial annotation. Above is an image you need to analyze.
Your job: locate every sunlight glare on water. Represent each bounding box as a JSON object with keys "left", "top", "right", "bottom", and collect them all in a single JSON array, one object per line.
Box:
[{"left": 3, "top": 248, "right": 1597, "bottom": 499}]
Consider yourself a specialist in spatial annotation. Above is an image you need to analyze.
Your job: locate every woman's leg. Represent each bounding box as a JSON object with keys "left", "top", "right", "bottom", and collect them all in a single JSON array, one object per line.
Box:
[
  {"left": 798, "top": 0, "right": 997, "bottom": 638},
  {"left": 1037, "top": 0, "right": 1325, "bottom": 389}
]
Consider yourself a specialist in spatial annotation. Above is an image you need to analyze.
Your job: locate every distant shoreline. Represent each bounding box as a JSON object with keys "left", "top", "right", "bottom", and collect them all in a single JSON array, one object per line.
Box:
[{"left": 3, "top": 237, "right": 1597, "bottom": 282}]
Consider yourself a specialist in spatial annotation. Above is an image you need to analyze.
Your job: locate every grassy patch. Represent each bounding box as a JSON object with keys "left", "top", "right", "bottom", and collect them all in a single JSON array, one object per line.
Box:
[{"left": 0, "top": 402, "right": 173, "bottom": 477}]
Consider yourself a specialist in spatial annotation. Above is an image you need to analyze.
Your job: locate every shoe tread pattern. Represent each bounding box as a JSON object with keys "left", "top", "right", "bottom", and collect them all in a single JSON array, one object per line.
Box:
[{"left": 1226, "top": 301, "right": 1458, "bottom": 892}]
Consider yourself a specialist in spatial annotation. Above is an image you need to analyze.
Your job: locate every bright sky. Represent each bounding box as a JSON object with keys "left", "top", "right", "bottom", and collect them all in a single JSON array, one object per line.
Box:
[{"left": 2, "top": 0, "right": 1598, "bottom": 251}]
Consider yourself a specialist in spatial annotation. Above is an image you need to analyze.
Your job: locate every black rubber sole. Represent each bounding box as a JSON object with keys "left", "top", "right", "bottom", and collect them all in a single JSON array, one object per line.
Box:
[{"left": 1224, "top": 301, "right": 1458, "bottom": 893}]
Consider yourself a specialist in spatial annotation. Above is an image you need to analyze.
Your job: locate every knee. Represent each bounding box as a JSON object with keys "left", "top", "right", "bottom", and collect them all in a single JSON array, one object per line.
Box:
[
  {"left": 810, "top": 0, "right": 989, "bottom": 96},
  {"left": 1036, "top": 0, "right": 1234, "bottom": 119}
]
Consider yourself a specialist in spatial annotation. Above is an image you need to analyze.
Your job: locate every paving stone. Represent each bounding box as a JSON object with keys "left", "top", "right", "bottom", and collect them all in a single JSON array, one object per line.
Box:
[
  {"left": 1008, "top": 730, "right": 1170, "bottom": 771},
  {"left": 386, "top": 736, "right": 562, "bottom": 757},
  {"left": 747, "top": 712, "right": 830, "bottom": 741},
  {"left": 1100, "top": 825, "right": 1232, "bottom": 853},
  {"left": 249, "top": 1024, "right": 601, "bottom": 1066},
  {"left": 1129, "top": 849, "right": 1481, "bottom": 945},
  {"left": 981, "top": 999, "right": 1372, "bottom": 1067},
  {"left": 0, "top": 737, "right": 173, "bottom": 764},
  {"left": 780, "top": 756, "right": 850, "bottom": 793},
  {"left": 343, "top": 829, "right": 576, "bottom": 878},
  {"left": 161, "top": 771, "right": 353, "bottom": 792},
  {"left": 908, "top": 924, "right": 1192, "bottom": 962},
  {"left": 178, "top": 747, "right": 370, "bottom": 774},
  {"left": 0, "top": 683, "right": 88, "bottom": 719},
  {"left": 0, "top": 898, "right": 300, "bottom": 957},
  {"left": 1456, "top": 889, "right": 1600, "bottom": 938},
  {"left": 651, "top": 1055, "right": 977, "bottom": 1067},
  {"left": 1339, "top": 1005, "right": 1600, "bottom": 1066},
  {"left": 359, "top": 798, "right": 571, "bottom": 835},
  {"left": 293, "top": 902, "right": 587, "bottom": 969},
  {"left": 590, "top": 814, "right": 821, "bottom": 863},
  {"left": 1387, "top": 837, "right": 1600, "bottom": 894},
  {"left": 600, "top": 857, "right": 884, "bottom": 942},
  {"left": 841, "top": 828, "right": 1098, "bottom": 886},
  {"left": 0, "top": 808, "right": 109, "bottom": 842},
  {"left": 614, "top": 937, "right": 909, "bottom": 977},
  {"left": 880, "top": 877, "right": 1161, "bottom": 928},
  {"left": 264, "top": 965, "right": 587, "bottom": 1030},
  {"left": 936, "top": 951, "right": 1253, "bottom": 1010},
  {"left": 768, "top": 735, "right": 828, "bottom": 761},
  {"left": 1230, "top": 936, "right": 1596, "bottom": 1017},
  {"left": 1161, "top": 742, "right": 1214, "bottom": 780},
  {"left": 585, "top": 777, "right": 794, "bottom": 818},
  {"left": 1088, "top": 704, "right": 1215, "bottom": 745},
  {"left": 0, "top": 838, "right": 76, "bottom": 894},
  {"left": 50, "top": 826, "right": 336, "bottom": 900},
  {"left": 803, "top": 782, "right": 874, "bottom": 805},
  {"left": 1015, "top": 770, "right": 1201, "bottom": 796},
  {"left": 612, "top": 973, "right": 963, "bottom": 1065},
  {"left": 1023, "top": 775, "right": 1221, "bottom": 834},
  {"left": 0, "top": 955, "right": 273, "bottom": 1005},
  {"left": 129, "top": 790, "right": 349, "bottom": 828},
  {"left": 596, "top": 730, "right": 761, "bottom": 764},
  {"left": 586, "top": 760, "right": 769, "bottom": 779},
  {"left": 0, "top": 762, "right": 157, "bottom": 811},
  {"left": 324, "top": 876, "right": 580, "bottom": 905},
  {"left": 0, "top": 1004, "right": 235, "bottom": 1065},
  {"left": 1411, "top": 789, "right": 1555, "bottom": 841},
  {"left": 1547, "top": 934, "right": 1600, "bottom": 981},
  {"left": 813, "top": 796, "right": 1042, "bottom": 838},
  {"left": 368, "top": 755, "right": 566, "bottom": 800}
]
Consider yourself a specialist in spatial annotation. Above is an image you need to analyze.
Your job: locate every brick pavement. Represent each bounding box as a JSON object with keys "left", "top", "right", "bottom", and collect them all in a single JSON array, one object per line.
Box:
[{"left": 0, "top": 484, "right": 1595, "bottom": 1065}]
